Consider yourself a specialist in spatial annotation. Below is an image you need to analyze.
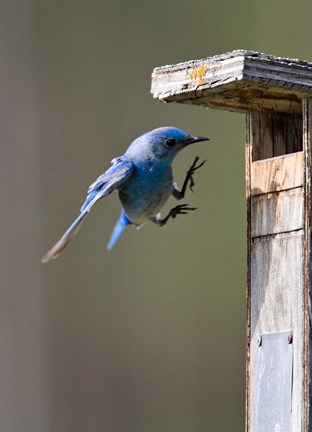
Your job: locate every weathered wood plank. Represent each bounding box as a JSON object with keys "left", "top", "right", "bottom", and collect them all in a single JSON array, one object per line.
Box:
[
  {"left": 251, "top": 152, "right": 304, "bottom": 194},
  {"left": 250, "top": 231, "right": 303, "bottom": 333},
  {"left": 246, "top": 106, "right": 305, "bottom": 432},
  {"left": 152, "top": 50, "right": 312, "bottom": 114},
  {"left": 245, "top": 112, "right": 252, "bottom": 432},
  {"left": 302, "top": 98, "right": 312, "bottom": 431},
  {"left": 249, "top": 231, "right": 304, "bottom": 432},
  {"left": 251, "top": 188, "right": 303, "bottom": 237}
]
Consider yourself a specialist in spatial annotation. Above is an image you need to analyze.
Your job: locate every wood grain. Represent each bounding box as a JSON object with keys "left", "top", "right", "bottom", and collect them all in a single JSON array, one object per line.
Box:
[
  {"left": 152, "top": 50, "right": 312, "bottom": 431},
  {"left": 249, "top": 112, "right": 302, "bottom": 160},
  {"left": 302, "top": 98, "right": 312, "bottom": 431},
  {"left": 251, "top": 152, "right": 304, "bottom": 194},
  {"left": 152, "top": 50, "right": 312, "bottom": 114},
  {"left": 249, "top": 231, "right": 304, "bottom": 432},
  {"left": 251, "top": 188, "right": 303, "bottom": 237},
  {"left": 246, "top": 107, "right": 305, "bottom": 431}
]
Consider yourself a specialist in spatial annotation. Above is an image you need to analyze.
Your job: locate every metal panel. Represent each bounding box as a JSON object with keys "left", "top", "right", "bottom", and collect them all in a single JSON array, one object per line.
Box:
[{"left": 255, "top": 332, "right": 293, "bottom": 432}]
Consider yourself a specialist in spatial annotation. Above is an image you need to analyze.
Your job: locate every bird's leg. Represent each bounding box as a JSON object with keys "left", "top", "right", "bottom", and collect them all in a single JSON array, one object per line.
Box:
[
  {"left": 172, "top": 156, "right": 206, "bottom": 200},
  {"left": 152, "top": 204, "right": 197, "bottom": 227}
]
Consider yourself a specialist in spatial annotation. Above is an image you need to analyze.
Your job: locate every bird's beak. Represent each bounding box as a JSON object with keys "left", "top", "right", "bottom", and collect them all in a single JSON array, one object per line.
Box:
[{"left": 185, "top": 136, "right": 210, "bottom": 146}]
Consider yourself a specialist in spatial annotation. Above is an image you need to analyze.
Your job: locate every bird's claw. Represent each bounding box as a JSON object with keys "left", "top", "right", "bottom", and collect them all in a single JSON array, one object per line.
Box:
[
  {"left": 169, "top": 203, "right": 197, "bottom": 219},
  {"left": 187, "top": 157, "right": 207, "bottom": 192},
  {"left": 155, "top": 203, "right": 198, "bottom": 227}
]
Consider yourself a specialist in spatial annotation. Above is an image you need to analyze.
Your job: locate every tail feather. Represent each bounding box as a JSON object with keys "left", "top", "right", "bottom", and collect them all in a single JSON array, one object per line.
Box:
[
  {"left": 41, "top": 211, "right": 88, "bottom": 263},
  {"left": 107, "top": 210, "right": 132, "bottom": 250}
]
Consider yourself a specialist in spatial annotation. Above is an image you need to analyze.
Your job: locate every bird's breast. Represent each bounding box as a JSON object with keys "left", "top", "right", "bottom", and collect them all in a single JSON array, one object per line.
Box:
[{"left": 118, "top": 163, "right": 173, "bottom": 224}]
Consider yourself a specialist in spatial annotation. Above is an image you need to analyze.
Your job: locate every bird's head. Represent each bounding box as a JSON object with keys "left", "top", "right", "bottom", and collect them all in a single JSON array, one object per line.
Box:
[{"left": 126, "top": 126, "right": 209, "bottom": 163}]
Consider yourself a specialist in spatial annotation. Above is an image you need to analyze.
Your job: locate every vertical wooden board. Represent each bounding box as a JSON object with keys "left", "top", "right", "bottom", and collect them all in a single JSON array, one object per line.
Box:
[
  {"left": 246, "top": 109, "right": 305, "bottom": 432},
  {"left": 251, "top": 112, "right": 273, "bottom": 160},
  {"left": 271, "top": 114, "right": 302, "bottom": 157},
  {"left": 250, "top": 231, "right": 304, "bottom": 432},
  {"left": 302, "top": 98, "right": 312, "bottom": 431},
  {"left": 286, "top": 115, "right": 303, "bottom": 155},
  {"left": 251, "top": 112, "right": 303, "bottom": 162},
  {"left": 246, "top": 112, "right": 252, "bottom": 432}
]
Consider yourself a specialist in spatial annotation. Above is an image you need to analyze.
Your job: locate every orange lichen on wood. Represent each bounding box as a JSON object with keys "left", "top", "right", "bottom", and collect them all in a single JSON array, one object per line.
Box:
[{"left": 190, "top": 65, "right": 206, "bottom": 85}]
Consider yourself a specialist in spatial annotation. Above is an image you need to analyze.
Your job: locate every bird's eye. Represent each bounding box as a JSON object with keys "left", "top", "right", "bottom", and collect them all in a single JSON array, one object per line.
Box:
[{"left": 165, "top": 138, "right": 176, "bottom": 148}]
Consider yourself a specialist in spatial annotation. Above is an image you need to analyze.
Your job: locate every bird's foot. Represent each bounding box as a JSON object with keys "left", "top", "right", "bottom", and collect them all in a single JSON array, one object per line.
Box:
[
  {"left": 155, "top": 204, "right": 197, "bottom": 227},
  {"left": 186, "top": 156, "right": 207, "bottom": 192}
]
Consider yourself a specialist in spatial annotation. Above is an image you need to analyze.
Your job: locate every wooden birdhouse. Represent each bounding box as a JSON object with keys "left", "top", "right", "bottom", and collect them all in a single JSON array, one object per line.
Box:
[{"left": 151, "top": 50, "right": 312, "bottom": 431}]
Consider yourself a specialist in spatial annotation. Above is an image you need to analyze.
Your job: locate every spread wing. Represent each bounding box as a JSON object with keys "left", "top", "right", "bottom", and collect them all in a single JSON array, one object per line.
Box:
[
  {"left": 41, "top": 159, "right": 135, "bottom": 263},
  {"left": 81, "top": 158, "right": 135, "bottom": 212}
]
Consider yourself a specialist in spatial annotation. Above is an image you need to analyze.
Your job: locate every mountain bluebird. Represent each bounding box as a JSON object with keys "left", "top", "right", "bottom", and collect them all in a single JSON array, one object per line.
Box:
[{"left": 41, "top": 126, "right": 208, "bottom": 263}]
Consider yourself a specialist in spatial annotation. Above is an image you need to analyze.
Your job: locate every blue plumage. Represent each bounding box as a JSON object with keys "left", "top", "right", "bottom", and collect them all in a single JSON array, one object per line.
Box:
[
  {"left": 107, "top": 209, "right": 132, "bottom": 251},
  {"left": 41, "top": 126, "right": 208, "bottom": 263}
]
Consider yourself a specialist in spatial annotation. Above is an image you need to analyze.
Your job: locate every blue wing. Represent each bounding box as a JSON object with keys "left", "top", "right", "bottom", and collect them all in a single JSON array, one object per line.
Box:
[
  {"left": 81, "top": 158, "right": 135, "bottom": 212},
  {"left": 41, "top": 158, "right": 135, "bottom": 263}
]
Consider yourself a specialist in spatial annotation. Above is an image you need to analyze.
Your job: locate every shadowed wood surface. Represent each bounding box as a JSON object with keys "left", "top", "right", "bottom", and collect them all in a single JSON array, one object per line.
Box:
[
  {"left": 302, "top": 99, "right": 312, "bottom": 431},
  {"left": 249, "top": 112, "right": 302, "bottom": 160}
]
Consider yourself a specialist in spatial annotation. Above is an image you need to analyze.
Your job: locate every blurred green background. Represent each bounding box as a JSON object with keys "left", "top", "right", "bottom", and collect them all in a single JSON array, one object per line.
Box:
[{"left": 2, "top": 1, "right": 312, "bottom": 431}]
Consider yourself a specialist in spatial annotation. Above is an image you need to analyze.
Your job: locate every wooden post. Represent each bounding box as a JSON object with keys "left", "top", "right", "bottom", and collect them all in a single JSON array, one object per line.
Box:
[{"left": 151, "top": 50, "right": 312, "bottom": 431}]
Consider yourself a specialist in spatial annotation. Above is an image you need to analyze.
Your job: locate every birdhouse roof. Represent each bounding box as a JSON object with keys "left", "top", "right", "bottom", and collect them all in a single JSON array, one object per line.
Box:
[{"left": 151, "top": 50, "right": 312, "bottom": 115}]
